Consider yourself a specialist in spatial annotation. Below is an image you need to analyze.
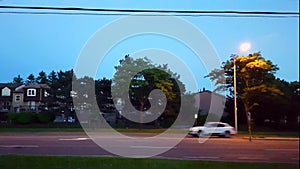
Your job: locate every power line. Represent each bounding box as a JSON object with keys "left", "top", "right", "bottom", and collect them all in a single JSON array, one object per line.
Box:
[
  {"left": 0, "top": 5, "right": 299, "bottom": 18},
  {"left": 0, "top": 11, "right": 298, "bottom": 18},
  {"left": 0, "top": 5, "right": 298, "bottom": 15}
]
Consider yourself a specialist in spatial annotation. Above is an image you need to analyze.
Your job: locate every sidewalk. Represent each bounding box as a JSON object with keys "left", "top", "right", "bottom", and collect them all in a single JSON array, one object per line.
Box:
[{"left": 242, "top": 136, "right": 299, "bottom": 141}]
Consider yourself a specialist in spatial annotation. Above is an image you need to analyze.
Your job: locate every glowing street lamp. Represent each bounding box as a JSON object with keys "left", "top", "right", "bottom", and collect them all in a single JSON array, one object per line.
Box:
[
  {"left": 239, "top": 42, "right": 252, "bottom": 53},
  {"left": 234, "top": 42, "right": 251, "bottom": 134}
]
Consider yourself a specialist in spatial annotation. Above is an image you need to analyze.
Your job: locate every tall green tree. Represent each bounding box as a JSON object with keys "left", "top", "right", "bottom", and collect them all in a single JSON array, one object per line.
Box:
[
  {"left": 13, "top": 75, "right": 23, "bottom": 84},
  {"left": 36, "top": 71, "right": 48, "bottom": 84},
  {"left": 95, "top": 78, "right": 113, "bottom": 112},
  {"left": 47, "top": 71, "right": 58, "bottom": 87},
  {"left": 26, "top": 74, "right": 36, "bottom": 85},
  {"left": 112, "top": 55, "right": 185, "bottom": 127},
  {"left": 46, "top": 70, "right": 74, "bottom": 115},
  {"left": 55, "top": 70, "right": 74, "bottom": 115},
  {"left": 207, "top": 52, "right": 283, "bottom": 138},
  {"left": 265, "top": 79, "right": 300, "bottom": 129}
]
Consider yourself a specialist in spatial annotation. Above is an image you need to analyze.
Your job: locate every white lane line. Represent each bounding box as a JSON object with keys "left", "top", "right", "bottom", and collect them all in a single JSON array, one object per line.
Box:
[
  {"left": 130, "top": 146, "right": 176, "bottom": 149},
  {"left": 59, "top": 137, "right": 90, "bottom": 141},
  {"left": 237, "top": 157, "right": 269, "bottom": 160},
  {"left": 0, "top": 145, "right": 39, "bottom": 148},
  {"left": 265, "top": 149, "right": 299, "bottom": 152},
  {"left": 184, "top": 156, "right": 220, "bottom": 159}
]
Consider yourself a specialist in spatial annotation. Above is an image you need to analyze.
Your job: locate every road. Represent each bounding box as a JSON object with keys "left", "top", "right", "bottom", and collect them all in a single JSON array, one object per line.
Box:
[{"left": 0, "top": 132, "right": 298, "bottom": 164}]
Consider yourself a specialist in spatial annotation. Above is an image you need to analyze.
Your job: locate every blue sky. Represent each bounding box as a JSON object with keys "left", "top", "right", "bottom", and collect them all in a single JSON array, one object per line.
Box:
[{"left": 0, "top": 0, "right": 299, "bottom": 92}]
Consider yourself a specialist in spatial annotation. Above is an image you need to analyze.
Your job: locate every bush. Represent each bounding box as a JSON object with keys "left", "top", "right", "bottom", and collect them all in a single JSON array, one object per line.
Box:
[
  {"left": 7, "top": 112, "right": 37, "bottom": 124},
  {"left": 7, "top": 113, "right": 18, "bottom": 122},
  {"left": 37, "top": 113, "right": 54, "bottom": 123}
]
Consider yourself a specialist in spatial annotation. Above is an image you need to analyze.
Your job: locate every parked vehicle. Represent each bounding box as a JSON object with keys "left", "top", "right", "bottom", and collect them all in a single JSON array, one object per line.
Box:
[
  {"left": 188, "top": 122, "right": 236, "bottom": 138},
  {"left": 67, "top": 116, "right": 76, "bottom": 123},
  {"left": 53, "top": 115, "right": 76, "bottom": 123},
  {"left": 53, "top": 116, "right": 66, "bottom": 123}
]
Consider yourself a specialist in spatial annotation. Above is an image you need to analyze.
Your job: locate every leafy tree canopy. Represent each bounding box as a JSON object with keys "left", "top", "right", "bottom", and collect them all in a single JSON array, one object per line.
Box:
[
  {"left": 13, "top": 75, "right": 23, "bottom": 84},
  {"left": 112, "top": 55, "right": 185, "bottom": 103},
  {"left": 207, "top": 52, "right": 285, "bottom": 136},
  {"left": 112, "top": 55, "right": 186, "bottom": 121},
  {"left": 208, "top": 52, "right": 282, "bottom": 106}
]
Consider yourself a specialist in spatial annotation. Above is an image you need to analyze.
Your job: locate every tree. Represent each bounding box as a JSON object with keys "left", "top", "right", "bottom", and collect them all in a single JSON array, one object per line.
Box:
[
  {"left": 269, "top": 79, "right": 300, "bottom": 129},
  {"left": 36, "top": 71, "right": 48, "bottom": 84},
  {"left": 207, "top": 52, "right": 283, "bottom": 139},
  {"left": 95, "top": 78, "right": 113, "bottom": 112},
  {"left": 46, "top": 70, "right": 74, "bottom": 115},
  {"left": 13, "top": 75, "right": 23, "bottom": 84},
  {"left": 47, "top": 71, "right": 58, "bottom": 87},
  {"left": 55, "top": 70, "right": 74, "bottom": 115},
  {"left": 26, "top": 74, "right": 36, "bottom": 85},
  {"left": 112, "top": 55, "right": 185, "bottom": 127}
]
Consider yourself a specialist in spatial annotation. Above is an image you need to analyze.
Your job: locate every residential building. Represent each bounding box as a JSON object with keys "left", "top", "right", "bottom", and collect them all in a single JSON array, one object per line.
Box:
[
  {"left": 0, "top": 83, "right": 23, "bottom": 113},
  {"left": 0, "top": 83, "right": 51, "bottom": 121},
  {"left": 14, "top": 84, "right": 51, "bottom": 112},
  {"left": 194, "top": 89, "right": 228, "bottom": 117}
]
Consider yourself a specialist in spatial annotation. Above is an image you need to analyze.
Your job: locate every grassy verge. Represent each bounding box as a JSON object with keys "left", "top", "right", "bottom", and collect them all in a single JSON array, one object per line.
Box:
[
  {"left": 0, "top": 128, "right": 176, "bottom": 134},
  {"left": 0, "top": 127, "right": 84, "bottom": 132},
  {"left": 1, "top": 127, "right": 299, "bottom": 138},
  {"left": 0, "top": 123, "right": 299, "bottom": 137},
  {"left": 0, "top": 155, "right": 298, "bottom": 169},
  {"left": 0, "top": 123, "right": 83, "bottom": 132}
]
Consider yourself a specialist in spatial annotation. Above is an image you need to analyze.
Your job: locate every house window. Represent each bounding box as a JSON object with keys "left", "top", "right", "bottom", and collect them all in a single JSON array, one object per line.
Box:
[
  {"left": 28, "top": 101, "right": 36, "bottom": 110},
  {"left": 3, "top": 101, "right": 10, "bottom": 110},
  {"left": 1, "top": 87, "right": 11, "bottom": 96},
  {"left": 27, "top": 89, "right": 36, "bottom": 96},
  {"left": 15, "top": 95, "right": 21, "bottom": 102}
]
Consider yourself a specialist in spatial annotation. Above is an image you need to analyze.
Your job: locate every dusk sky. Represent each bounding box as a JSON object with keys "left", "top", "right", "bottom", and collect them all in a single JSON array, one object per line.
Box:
[{"left": 0, "top": 0, "right": 299, "bottom": 92}]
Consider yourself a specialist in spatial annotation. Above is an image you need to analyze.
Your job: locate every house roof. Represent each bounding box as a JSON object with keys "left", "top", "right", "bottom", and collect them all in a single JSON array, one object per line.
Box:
[
  {"left": 23, "top": 84, "right": 50, "bottom": 89},
  {"left": 14, "top": 85, "right": 26, "bottom": 93},
  {"left": 0, "top": 83, "right": 50, "bottom": 93},
  {"left": 0, "top": 83, "right": 23, "bottom": 89}
]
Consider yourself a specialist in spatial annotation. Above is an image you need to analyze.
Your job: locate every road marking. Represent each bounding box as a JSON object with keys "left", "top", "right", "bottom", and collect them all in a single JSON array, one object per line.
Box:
[
  {"left": 184, "top": 156, "right": 220, "bottom": 159},
  {"left": 0, "top": 145, "right": 39, "bottom": 148},
  {"left": 265, "top": 149, "right": 299, "bottom": 152},
  {"left": 237, "top": 157, "right": 269, "bottom": 160},
  {"left": 130, "top": 146, "right": 176, "bottom": 149},
  {"left": 59, "top": 137, "right": 90, "bottom": 141}
]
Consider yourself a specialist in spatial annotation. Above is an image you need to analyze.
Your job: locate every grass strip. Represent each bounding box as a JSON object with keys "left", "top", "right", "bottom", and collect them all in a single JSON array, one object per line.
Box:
[
  {"left": 1, "top": 127, "right": 299, "bottom": 138},
  {"left": 0, "top": 155, "right": 298, "bottom": 169},
  {"left": 0, "top": 127, "right": 84, "bottom": 132}
]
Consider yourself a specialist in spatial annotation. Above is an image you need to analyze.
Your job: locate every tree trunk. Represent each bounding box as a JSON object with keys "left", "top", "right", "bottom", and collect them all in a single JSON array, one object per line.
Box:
[{"left": 243, "top": 102, "right": 252, "bottom": 141}]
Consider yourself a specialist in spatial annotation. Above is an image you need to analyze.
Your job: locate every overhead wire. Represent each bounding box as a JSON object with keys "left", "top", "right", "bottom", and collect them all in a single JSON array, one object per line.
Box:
[
  {"left": 0, "top": 5, "right": 299, "bottom": 18},
  {"left": 0, "top": 11, "right": 298, "bottom": 18}
]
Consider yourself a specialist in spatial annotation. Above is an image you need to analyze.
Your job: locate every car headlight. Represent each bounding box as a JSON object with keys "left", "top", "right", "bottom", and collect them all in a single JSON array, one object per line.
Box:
[{"left": 190, "top": 129, "right": 198, "bottom": 132}]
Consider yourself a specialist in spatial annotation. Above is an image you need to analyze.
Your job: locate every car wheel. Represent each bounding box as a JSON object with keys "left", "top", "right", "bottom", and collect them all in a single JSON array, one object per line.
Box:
[
  {"left": 197, "top": 131, "right": 204, "bottom": 138},
  {"left": 224, "top": 131, "right": 231, "bottom": 138}
]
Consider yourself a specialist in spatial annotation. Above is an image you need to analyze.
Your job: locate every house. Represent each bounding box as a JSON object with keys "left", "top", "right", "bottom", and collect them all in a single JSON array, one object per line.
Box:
[
  {"left": 13, "top": 84, "right": 51, "bottom": 112},
  {"left": 0, "top": 83, "right": 23, "bottom": 113},
  {"left": 0, "top": 83, "right": 51, "bottom": 121},
  {"left": 194, "top": 89, "right": 228, "bottom": 117}
]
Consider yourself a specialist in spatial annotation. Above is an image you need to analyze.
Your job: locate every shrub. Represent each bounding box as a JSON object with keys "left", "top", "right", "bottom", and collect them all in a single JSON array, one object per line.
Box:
[
  {"left": 7, "top": 113, "right": 18, "bottom": 123},
  {"left": 37, "top": 113, "right": 54, "bottom": 123},
  {"left": 7, "top": 112, "right": 37, "bottom": 124}
]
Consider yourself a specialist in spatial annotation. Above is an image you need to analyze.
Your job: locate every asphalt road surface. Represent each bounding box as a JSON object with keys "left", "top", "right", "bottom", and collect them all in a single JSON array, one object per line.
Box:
[{"left": 0, "top": 132, "right": 298, "bottom": 164}]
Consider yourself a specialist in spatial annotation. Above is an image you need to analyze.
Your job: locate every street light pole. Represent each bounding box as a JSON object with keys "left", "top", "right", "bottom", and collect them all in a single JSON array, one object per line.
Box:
[
  {"left": 233, "top": 57, "right": 238, "bottom": 133},
  {"left": 234, "top": 41, "right": 251, "bottom": 135}
]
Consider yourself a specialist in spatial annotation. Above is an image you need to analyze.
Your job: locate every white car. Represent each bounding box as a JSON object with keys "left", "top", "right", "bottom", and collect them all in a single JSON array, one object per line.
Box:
[{"left": 189, "top": 122, "right": 236, "bottom": 138}]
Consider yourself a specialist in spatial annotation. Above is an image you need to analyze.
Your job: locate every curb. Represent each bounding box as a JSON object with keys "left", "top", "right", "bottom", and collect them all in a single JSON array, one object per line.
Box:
[{"left": 242, "top": 137, "right": 299, "bottom": 141}]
